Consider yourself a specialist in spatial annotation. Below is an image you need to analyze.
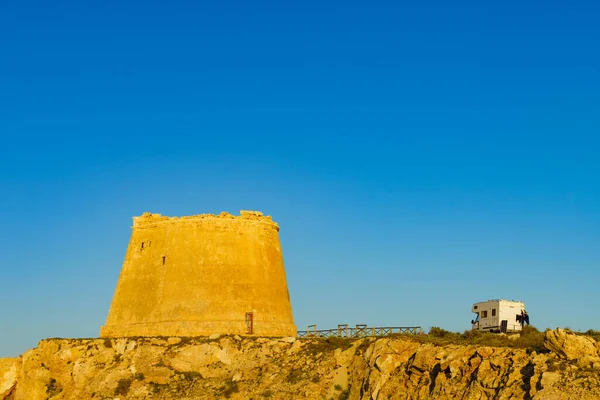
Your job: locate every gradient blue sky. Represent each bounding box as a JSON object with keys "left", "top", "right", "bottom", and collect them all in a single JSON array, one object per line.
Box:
[{"left": 1, "top": 0, "right": 599, "bottom": 357}]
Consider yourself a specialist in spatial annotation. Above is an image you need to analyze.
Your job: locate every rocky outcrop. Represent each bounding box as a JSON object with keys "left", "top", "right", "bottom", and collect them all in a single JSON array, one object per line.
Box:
[
  {"left": 0, "top": 358, "right": 17, "bottom": 399},
  {"left": 544, "top": 328, "right": 598, "bottom": 360},
  {"left": 2, "top": 329, "right": 600, "bottom": 399},
  {"left": 544, "top": 328, "right": 600, "bottom": 371}
]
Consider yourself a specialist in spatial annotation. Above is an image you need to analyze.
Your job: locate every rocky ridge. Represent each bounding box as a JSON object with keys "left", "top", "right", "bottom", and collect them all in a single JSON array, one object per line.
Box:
[{"left": 1, "top": 328, "right": 600, "bottom": 399}]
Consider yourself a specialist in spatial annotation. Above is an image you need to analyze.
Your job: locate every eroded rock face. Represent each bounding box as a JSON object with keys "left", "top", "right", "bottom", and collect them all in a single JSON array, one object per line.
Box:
[
  {"left": 544, "top": 328, "right": 598, "bottom": 360},
  {"left": 0, "top": 358, "right": 17, "bottom": 398},
  {"left": 2, "top": 333, "right": 600, "bottom": 399}
]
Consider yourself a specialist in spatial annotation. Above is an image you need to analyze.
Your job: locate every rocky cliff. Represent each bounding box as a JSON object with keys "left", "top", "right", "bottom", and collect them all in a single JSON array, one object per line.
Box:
[{"left": 2, "top": 329, "right": 599, "bottom": 399}]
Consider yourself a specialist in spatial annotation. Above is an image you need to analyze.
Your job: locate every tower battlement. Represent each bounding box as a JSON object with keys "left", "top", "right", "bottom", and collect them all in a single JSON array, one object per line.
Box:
[
  {"left": 101, "top": 210, "right": 295, "bottom": 338},
  {"left": 133, "top": 210, "right": 278, "bottom": 230}
]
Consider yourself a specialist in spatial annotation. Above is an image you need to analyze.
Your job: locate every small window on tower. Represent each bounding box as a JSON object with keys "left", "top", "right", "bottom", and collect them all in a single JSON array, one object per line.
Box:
[
  {"left": 492, "top": 309, "right": 497, "bottom": 317},
  {"left": 162, "top": 256, "right": 166, "bottom": 265}
]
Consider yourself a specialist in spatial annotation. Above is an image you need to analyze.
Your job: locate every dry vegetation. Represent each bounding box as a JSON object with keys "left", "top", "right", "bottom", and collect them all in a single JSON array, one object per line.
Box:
[
  {"left": 295, "top": 326, "right": 549, "bottom": 354},
  {"left": 385, "top": 326, "right": 599, "bottom": 354},
  {"left": 416, "top": 325, "right": 548, "bottom": 352}
]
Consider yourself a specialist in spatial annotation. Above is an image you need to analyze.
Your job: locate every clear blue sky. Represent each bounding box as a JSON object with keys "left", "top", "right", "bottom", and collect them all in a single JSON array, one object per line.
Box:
[{"left": 1, "top": 0, "right": 599, "bottom": 357}]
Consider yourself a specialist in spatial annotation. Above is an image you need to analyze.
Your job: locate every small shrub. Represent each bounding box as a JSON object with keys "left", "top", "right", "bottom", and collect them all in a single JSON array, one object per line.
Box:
[
  {"left": 423, "top": 327, "right": 464, "bottom": 344},
  {"left": 115, "top": 378, "right": 133, "bottom": 396},
  {"left": 134, "top": 372, "right": 145, "bottom": 381},
  {"left": 286, "top": 369, "right": 303, "bottom": 384},
  {"left": 182, "top": 371, "right": 203, "bottom": 381},
  {"left": 262, "top": 389, "right": 273, "bottom": 397},
  {"left": 222, "top": 380, "right": 239, "bottom": 398},
  {"left": 429, "top": 326, "right": 452, "bottom": 338},
  {"left": 355, "top": 337, "right": 375, "bottom": 354},
  {"left": 521, "top": 325, "right": 540, "bottom": 335},
  {"left": 338, "top": 388, "right": 351, "bottom": 400},
  {"left": 311, "top": 375, "right": 321, "bottom": 383},
  {"left": 46, "top": 378, "right": 62, "bottom": 397},
  {"left": 546, "top": 359, "right": 559, "bottom": 372},
  {"left": 334, "top": 384, "right": 343, "bottom": 391},
  {"left": 149, "top": 382, "right": 168, "bottom": 393},
  {"left": 461, "top": 329, "right": 483, "bottom": 340},
  {"left": 513, "top": 326, "right": 546, "bottom": 353}
]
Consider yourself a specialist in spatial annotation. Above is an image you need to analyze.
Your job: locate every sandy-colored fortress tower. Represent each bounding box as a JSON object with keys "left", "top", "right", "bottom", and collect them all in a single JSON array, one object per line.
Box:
[{"left": 100, "top": 211, "right": 296, "bottom": 337}]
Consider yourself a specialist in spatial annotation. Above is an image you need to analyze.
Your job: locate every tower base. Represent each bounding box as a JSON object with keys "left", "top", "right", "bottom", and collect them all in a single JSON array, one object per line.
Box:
[{"left": 100, "top": 320, "right": 297, "bottom": 338}]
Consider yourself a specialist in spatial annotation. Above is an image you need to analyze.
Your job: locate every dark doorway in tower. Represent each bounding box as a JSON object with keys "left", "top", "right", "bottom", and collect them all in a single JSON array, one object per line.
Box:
[{"left": 245, "top": 312, "right": 254, "bottom": 334}]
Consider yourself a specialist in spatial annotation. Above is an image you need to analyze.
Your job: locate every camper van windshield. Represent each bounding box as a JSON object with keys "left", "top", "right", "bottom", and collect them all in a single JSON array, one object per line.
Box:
[{"left": 473, "top": 313, "right": 479, "bottom": 322}]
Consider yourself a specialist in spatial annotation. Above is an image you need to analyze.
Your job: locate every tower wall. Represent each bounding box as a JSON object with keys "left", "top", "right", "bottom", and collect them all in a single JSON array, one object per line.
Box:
[{"left": 100, "top": 211, "right": 296, "bottom": 337}]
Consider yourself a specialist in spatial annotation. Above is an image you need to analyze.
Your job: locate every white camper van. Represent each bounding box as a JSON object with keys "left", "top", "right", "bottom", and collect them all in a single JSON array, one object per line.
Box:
[{"left": 471, "top": 299, "right": 527, "bottom": 333}]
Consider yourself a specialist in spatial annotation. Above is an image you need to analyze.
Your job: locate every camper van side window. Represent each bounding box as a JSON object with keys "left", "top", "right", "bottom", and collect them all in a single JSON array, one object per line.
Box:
[
  {"left": 482, "top": 311, "right": 488, "bottom": 318},
  {"left": 492, "top": 309, "right": 496, "bottom": 317}
]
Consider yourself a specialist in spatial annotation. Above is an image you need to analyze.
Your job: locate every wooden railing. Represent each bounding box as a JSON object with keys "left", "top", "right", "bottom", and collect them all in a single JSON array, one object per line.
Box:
[{"left": 297, "top": 324, "right": 423, "bottom": 338}]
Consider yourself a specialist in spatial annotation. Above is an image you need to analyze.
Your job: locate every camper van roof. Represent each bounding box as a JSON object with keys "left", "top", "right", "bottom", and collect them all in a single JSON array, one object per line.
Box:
[{"left": 479, "top": 299, "right": 524, "bottom": 303}]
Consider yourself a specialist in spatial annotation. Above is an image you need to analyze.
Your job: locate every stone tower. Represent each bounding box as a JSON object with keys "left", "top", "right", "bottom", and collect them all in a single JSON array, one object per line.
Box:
[{"left": 100, "top": 211, "right": 296, "bottom": 337}]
